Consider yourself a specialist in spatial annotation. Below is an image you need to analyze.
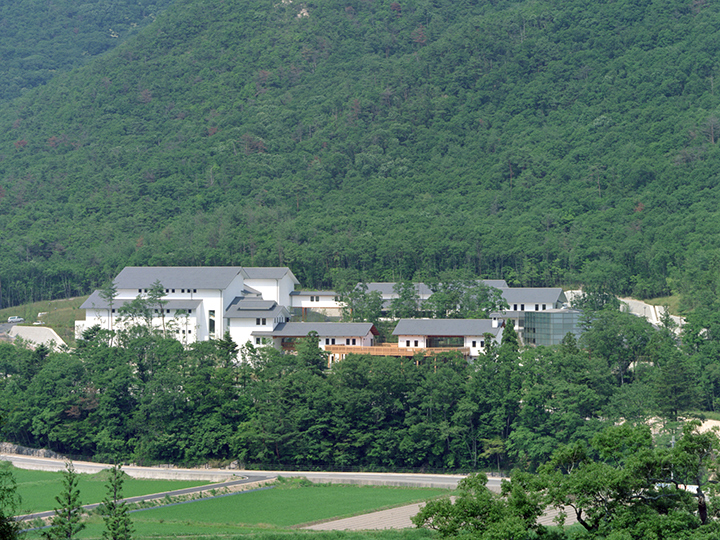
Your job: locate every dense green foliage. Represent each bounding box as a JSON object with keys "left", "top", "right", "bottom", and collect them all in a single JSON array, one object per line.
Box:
[
  {"left": 0, "top": 0, "right": 174, "bottom": 104},
  {"left": 0, "top": 463, "right": 20, "bottom": 540},
  {"left": 0, "top": 305, "right": 709, "bottom": 470},
  {"left": 2, "top": 0, "right": 720, "bottom": 305},
  {"left": 415, "top": 423, "right": 720, "bottom": 539}
]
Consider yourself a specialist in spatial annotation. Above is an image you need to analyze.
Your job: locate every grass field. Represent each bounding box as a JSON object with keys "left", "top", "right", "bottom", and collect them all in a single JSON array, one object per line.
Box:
[
  {"left": 0, "top": 295, "right": 88, "bottom": 346},
  {"left": 20, "top": 480, "right": 448, "bottom": 539},
  {"left": 643, "top": 294, "right": 681, "bottom": 316},
  {"left": 12, "top": 465, "right": 210, "bottom": 515}
]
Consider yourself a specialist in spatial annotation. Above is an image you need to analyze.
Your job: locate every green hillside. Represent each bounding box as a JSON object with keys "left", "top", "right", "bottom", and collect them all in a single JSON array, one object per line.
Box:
[
  {"left": 0, "top": 0, "right": 175, "bottom": 103},
  {"left": 1, "top": 0, "right": 719, "bottom": 308}
]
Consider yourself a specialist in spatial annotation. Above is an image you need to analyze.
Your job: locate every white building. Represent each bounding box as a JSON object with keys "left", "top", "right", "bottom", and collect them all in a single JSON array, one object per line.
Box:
[
  {"left": 392, "top": 318, "right": 504, "bottom": 358},
  {"left": 76, "top": 266, "right": 298, "bottom": 347}
]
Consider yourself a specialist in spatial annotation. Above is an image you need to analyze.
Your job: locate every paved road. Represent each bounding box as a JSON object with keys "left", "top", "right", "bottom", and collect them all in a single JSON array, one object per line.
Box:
[{"left": 0, "top": 454, "right": 478, "bottom": 489}]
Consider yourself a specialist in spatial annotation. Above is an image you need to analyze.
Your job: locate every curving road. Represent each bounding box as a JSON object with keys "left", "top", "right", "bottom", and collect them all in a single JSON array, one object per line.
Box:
[{"left": 0, "top": 453, "right": 485, "bottom": 490}]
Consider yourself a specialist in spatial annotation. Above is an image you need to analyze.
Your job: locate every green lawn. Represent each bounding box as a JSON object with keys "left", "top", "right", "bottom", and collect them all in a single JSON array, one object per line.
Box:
[
  {"left": 13, "top": 466, "right": 210, "bottom": 515},
  {"left": 21, "top": 483, "right": 448, "bottom": 539}
]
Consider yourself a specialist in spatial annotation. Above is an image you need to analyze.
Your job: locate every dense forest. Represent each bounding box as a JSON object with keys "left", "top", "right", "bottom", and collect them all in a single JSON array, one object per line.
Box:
[
  {"left": 0, "top": 304, "right": 712, "bottom": 471},
  {"left": 0, "top": 0, "right": 175, "bottom": 103},
  {"left": 1, "top": 0, "right": 720, "bottom": 309}
]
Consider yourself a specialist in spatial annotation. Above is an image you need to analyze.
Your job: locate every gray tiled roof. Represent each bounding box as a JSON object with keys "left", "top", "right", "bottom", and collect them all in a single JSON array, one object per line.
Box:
[
  {"left": 114, "top": 267, "right": 246, "bottom": 289},
  {"left": 393, "top": 319, "right": 500, "bottom": 337},
  {"left": 81, "top": 290, "right": 202, "bottom": 311},
  {"left": 365, "top": 281, "right": 508, "bottom": 298},
  {"left": 364, "top": 282, "right": 434, "bottom": 297},
  {"left": 500, "top": 288, "right": 566, "bottom": 304},
  {"left": 244, "top": 267, "right": 300, "bottom": 284},
  {"left": 242, "top": 285, "right": 263, "bottom": 296},
  {"left": 267, "top": 322, "right": 378, "bottom": 337},
  {"left": 225, "top": 297, "right": 288, "bottom": 319}
]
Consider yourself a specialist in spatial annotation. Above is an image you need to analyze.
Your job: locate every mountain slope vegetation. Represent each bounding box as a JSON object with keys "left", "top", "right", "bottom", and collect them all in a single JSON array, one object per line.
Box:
[
  {"left": 0, "top": 0, "right": 175, "bottom": 104},
  {"left": 1, "top": 0, "right": 720, "bottom": 307}
]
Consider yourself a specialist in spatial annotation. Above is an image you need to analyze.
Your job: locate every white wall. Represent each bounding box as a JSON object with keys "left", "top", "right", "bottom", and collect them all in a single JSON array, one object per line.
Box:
[{"left": 396, "top": 335, "right": 427, "bottom": 348}]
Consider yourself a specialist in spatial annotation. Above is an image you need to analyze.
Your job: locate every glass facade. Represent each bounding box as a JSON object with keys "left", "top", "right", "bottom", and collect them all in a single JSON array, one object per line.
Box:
[{"left": 523, "top": 310, "right": 582, "bottom": 346}]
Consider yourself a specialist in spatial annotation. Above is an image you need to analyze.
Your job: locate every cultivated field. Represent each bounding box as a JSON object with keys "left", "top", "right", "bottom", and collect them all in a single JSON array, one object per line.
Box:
[
  {"left": 19, "top": 475, "right": 447, "bottom": 539},
  {"left": 14, "top": 466, "right": 209, "bottom": 515}
]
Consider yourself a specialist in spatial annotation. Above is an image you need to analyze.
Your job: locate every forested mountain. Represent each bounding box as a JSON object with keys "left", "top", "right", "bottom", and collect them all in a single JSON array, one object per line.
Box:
[
  {"left": 0, "top": 0, "right": 175, "bottom": 103},
  {"left": 1, "top": 0, "right": 720, "bottom": 307}
]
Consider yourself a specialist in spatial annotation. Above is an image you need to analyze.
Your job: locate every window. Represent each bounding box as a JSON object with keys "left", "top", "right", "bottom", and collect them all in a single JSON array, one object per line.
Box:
[
  {"left": 352, "top": 338, "right": 356, "bottom": 345},
  {"left": 181, "top": 289, "right": 185, "bottom": 293},
  {"left": 346, "top": 338, "right": 350, "bottom": 345},
  {"left": 513, "top": 304, "right": 518, "bottom": 311},
  {"left": 406, "top": 340, "right": 410, "bottom": 347},
  {"left": 166, "top": 309, "right": 170, "bottom": 313},
  {"left": 165, "top": 289, "right": 169, "bottom": 293},
  {"left": 176, "top": 330, "right": 180, "bottom": 334},
  {"left": 256, "top": 318, "right": 261, "bottom": 325},
  {"left": 144, "top": 289, "right": 148, "bottom": 293},
  {"left": 480, "top": 340, "right": 485, "bottom": 347},
  {"left": 188, "top": 330, "right": 192, "bottom": 334},
  {"left": 262, "top": 318, "right": 266, "bottom": 325},
  {"left": 285, "top": 317, "right": 290, "bottom": 322},
  {"left": 209, "top": 310, "right": 215, "bottom": 335},
  {"left": 535, "top": 304, "right": 539, "bottom": 311},
  {"left": 331, "top": 338, "right": 335, "bottom": 344},
  {"left": 256, "top": 338, "right": 261, "bottom": 345},
  {"left": 188, "top": 309, "right": 192, "bottom": 314},
  {"left": 138, "top": 289, "right": 142, "bottom": 293},
  {"left": 521, "top": 304, "right": 525, "bottom": 311},
  {"left": 542, "top": 304, "right": 546, "bottom": 310},
  {"left": 111, "top": 309, "right": 115, "bottom": 313},
  {"left": 414, "top": 340, "right": 419, "bottom": 347},
  {"left": 325, "top": 338, "right": 330, "bottom": 345},
  {"left": 472, "top": 341, "right": 477, "bottom": 348},
  {"left": 193, "top": 289, "right": 197, "bottom": 293}
]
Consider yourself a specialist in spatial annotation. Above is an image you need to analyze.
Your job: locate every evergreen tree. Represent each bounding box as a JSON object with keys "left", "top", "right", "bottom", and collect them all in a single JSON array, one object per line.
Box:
[
  {"left": 100, "top": 465, "right": 133, "bottom": 540},
  {"left": 500, "top": 320, "right": 519, "bottom": 353},
  {"left": 43, "top": 461, "right": 85, "bottom": 540},
  {"left": 0, "top": 462, "right": 20, "bottom": 540}
]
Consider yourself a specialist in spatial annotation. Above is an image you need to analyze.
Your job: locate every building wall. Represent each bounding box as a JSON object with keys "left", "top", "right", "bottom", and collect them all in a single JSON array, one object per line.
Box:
[
  {"left": 397, "top": 335, "right": 427, "bottom": 348},
  {"left": 524, "top": 310, "right": 582, "bottom": 346}
]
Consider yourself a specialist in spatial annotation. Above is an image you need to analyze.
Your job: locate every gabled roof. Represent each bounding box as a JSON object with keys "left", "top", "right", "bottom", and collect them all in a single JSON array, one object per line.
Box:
[
  {"left": 364, "top": 280, "right": 508, "bottom": 298},
  {"left": 364, "top": 282, "right": 434, "bottom": 297},
  {"left": 290, "top": 290, "right": 338, "bottom": 297},
  {"left": 264, "top": 322, "right": 379, "bottom": 338},
  {"left": 500, "top": 288, "right": 566, "bottom": 304},
  {"left": 81, "top": 290, "right": 202, "bottom": 310},
  {"left": 393, "top": 319, "right": 500, "bottom": 337},
  {"left": 243, "top": 267, "right": 300, "bottom": 284},
  {"left": 114, "top": 267, "right": 247, "bottom": 290},
  {"left": 224, "top": 297, "right": 288, "bottom": 319}
]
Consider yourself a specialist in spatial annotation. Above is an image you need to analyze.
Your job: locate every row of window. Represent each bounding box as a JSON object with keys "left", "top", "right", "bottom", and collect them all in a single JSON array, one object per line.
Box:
[
  {"left": 325, "top": 338, "right": 357, "bottom": 345},
  {"left": 404, "top": 339, "right": 486, "bottom": 348},
  {"left": 175, "top": 329, "right": 192, "bottom": 335},
  {"left": 512, "top": 303, "right": 547, "bottom": 311},
  {"left": 256, "top": 318, "right": 266, "bottom": 325},
  {"left": 137, "top": 288, "right": 198, "bottom": 294},
  {"left": 110, "top": 308, "right": 192, "bottom": 314}
]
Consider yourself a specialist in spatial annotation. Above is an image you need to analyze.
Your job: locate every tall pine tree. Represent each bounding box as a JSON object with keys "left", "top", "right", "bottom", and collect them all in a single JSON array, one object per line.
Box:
[
  {"left": 43, "top": 461, "right": 84, "bottom": 540},
  {"left": 100, "top": 465, "right": 133, "bottom": 540}
]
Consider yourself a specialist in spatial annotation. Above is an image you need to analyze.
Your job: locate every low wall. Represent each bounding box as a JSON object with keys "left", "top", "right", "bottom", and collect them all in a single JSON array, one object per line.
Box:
[{"left": 0, "top": 443, "right": 64, "bottom": 460}]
